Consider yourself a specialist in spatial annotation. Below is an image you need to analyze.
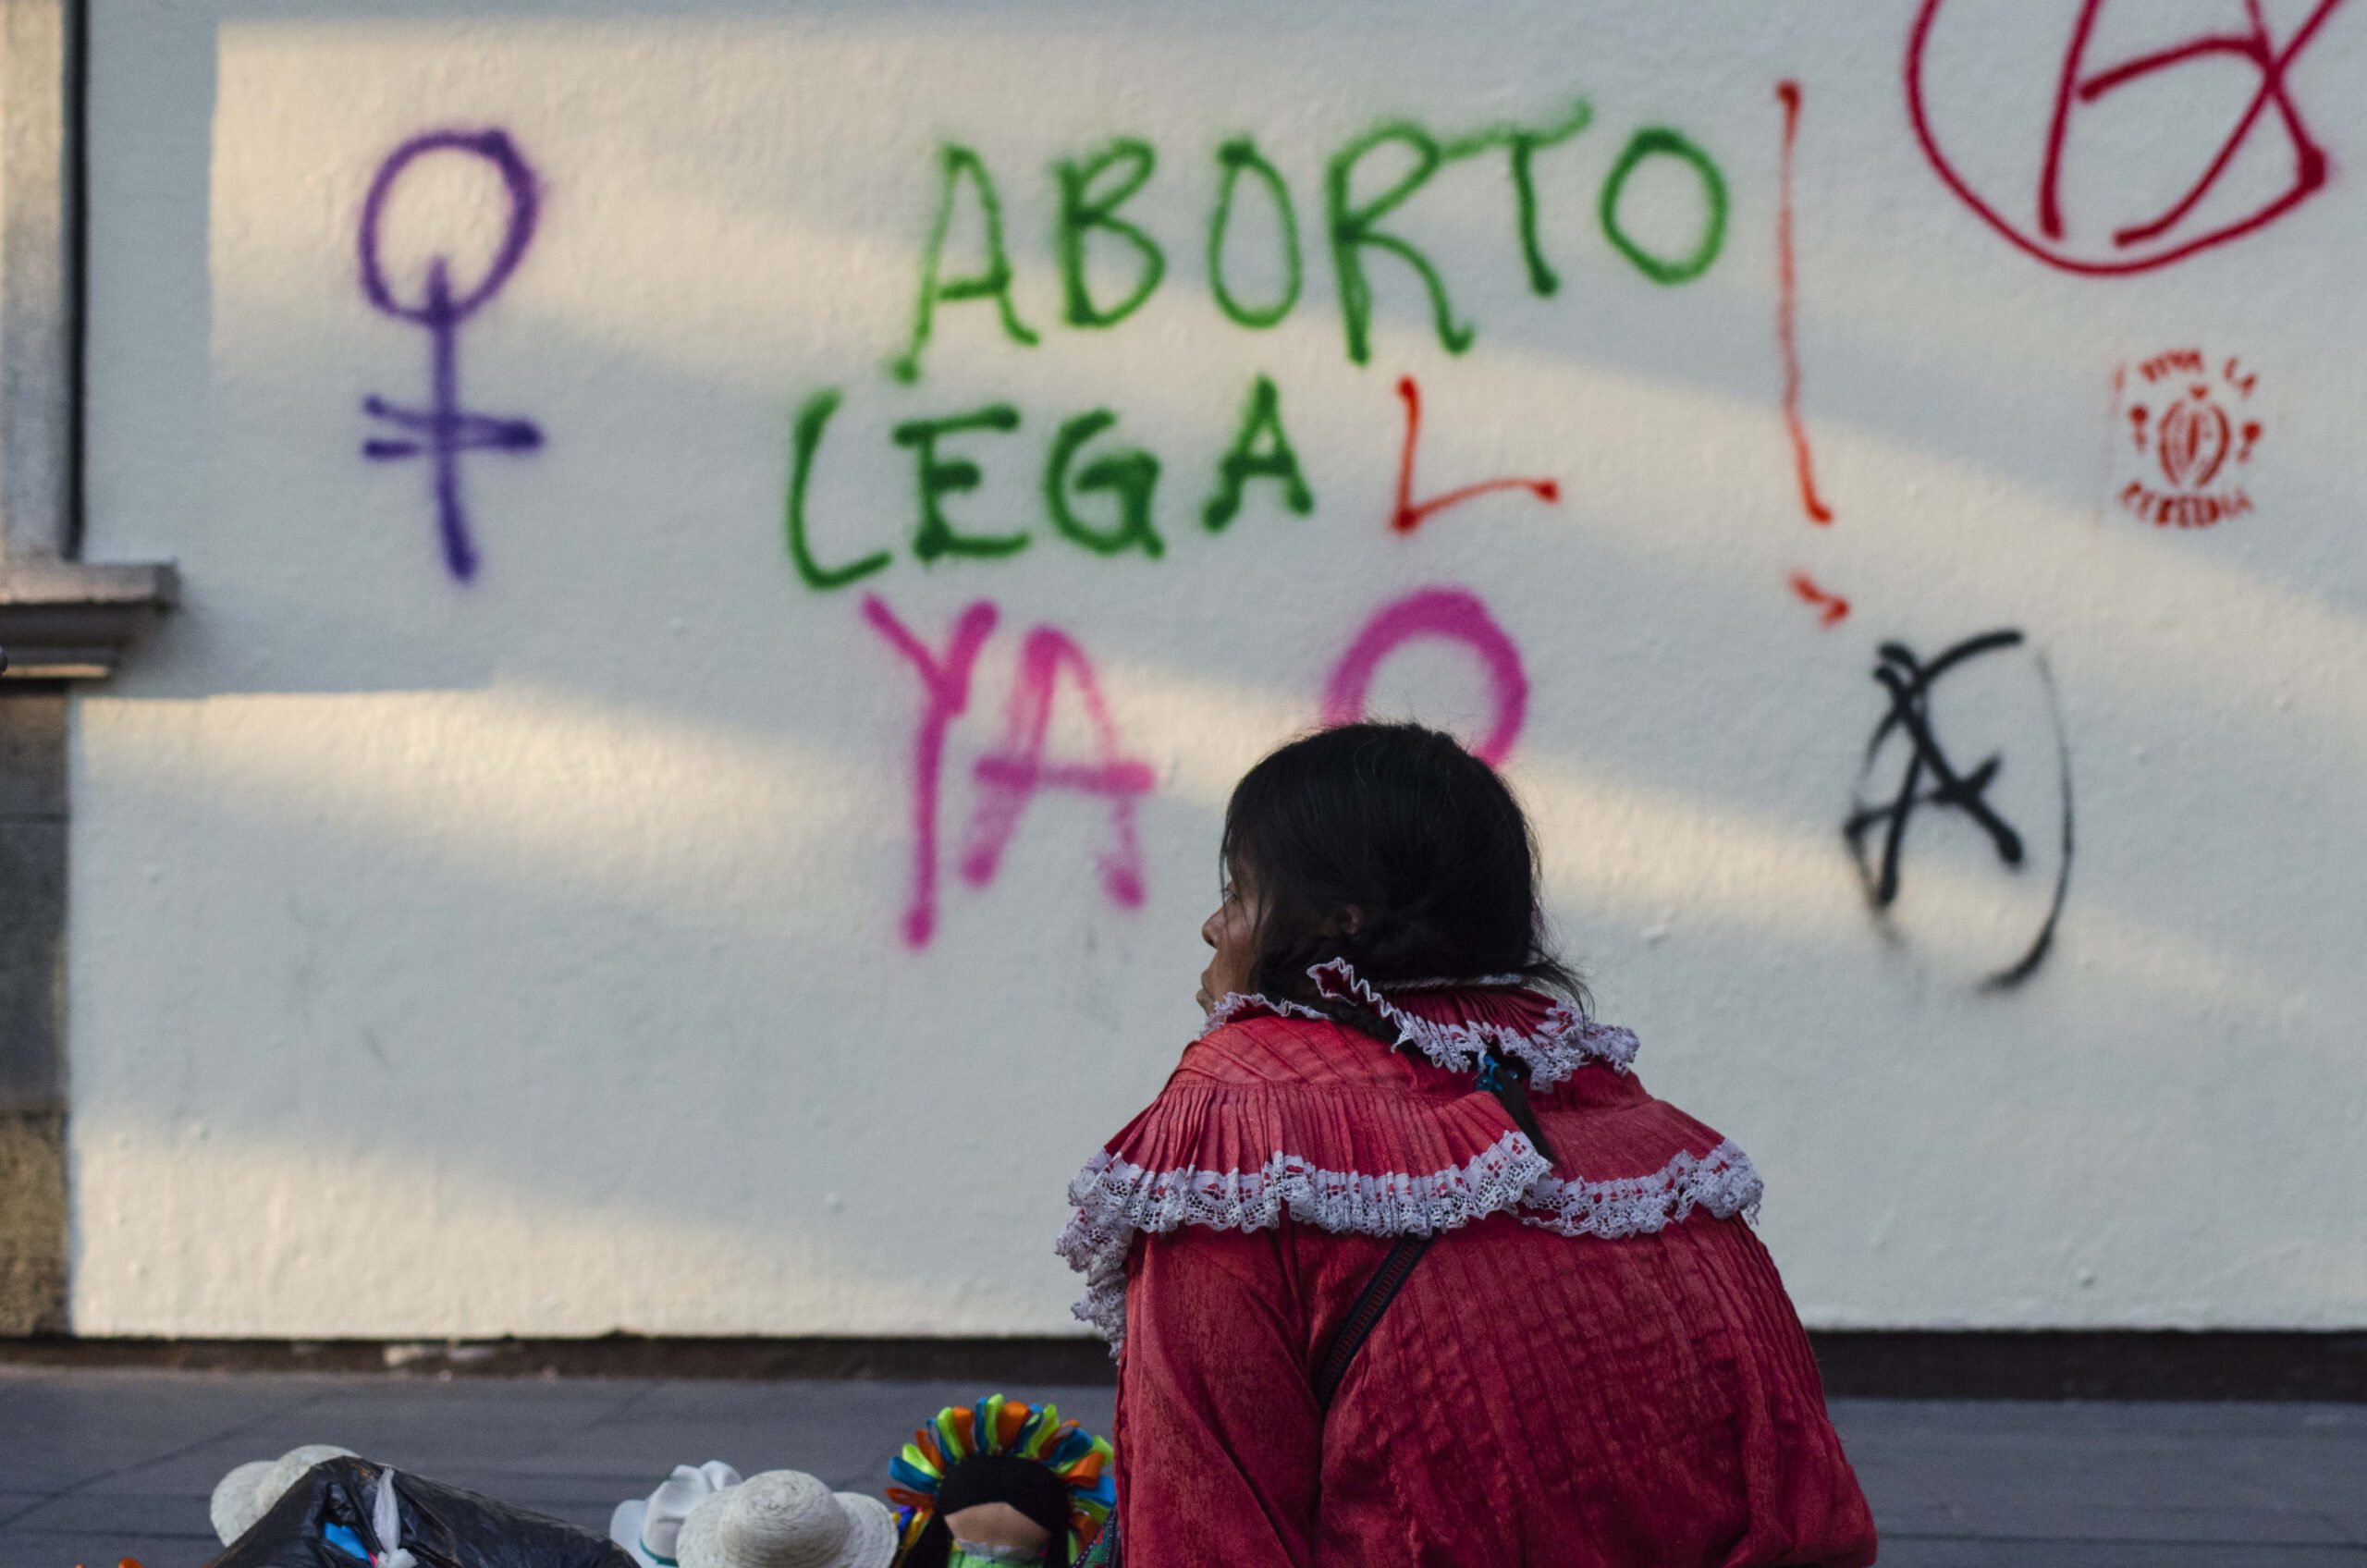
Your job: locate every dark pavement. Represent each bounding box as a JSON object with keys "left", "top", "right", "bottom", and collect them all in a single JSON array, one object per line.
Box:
[{"left": 1, "top": 1369, "right": 2361, "bottom": 1566}]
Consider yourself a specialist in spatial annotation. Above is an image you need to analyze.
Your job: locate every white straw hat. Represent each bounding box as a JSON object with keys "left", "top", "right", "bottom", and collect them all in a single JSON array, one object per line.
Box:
[
  {"left": 610, "top": 1462, "right": 742, "bottom": 1567},
  {"left": 676, "top": 1471, "right": 898, "bottom": 1568},
  {"left": 208, "top": 1445, "right": 356, "bottom": 1544}
]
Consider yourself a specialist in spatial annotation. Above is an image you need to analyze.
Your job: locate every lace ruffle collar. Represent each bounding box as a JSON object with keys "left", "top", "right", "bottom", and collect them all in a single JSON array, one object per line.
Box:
[
  {"left": 1057, "top": 1135, "right": 1760, "bottom": 1350},
  {"left": 1060, "top": 962, "right": 1756, "bottom": 1348},
  {"left": 1198, "top": 958, "right": 1640, "bottom": 1089}
]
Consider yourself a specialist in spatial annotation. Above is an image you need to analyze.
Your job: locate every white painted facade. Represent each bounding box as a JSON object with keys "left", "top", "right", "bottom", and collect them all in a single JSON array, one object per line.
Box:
[{"left": 67, "top": 0, "right": 2367, "bottom": 1337}]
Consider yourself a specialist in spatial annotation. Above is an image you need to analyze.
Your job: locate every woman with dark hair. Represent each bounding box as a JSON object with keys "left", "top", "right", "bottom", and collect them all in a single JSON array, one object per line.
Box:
[{"left": 1058, "top": 723, "right": 1876, "bottom": 1567}]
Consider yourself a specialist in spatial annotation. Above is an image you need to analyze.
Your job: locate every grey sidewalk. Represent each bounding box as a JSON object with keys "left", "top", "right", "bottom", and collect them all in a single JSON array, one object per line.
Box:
[{"left": 1, "top": 1370, "right": 2361, "bottom": 1567}]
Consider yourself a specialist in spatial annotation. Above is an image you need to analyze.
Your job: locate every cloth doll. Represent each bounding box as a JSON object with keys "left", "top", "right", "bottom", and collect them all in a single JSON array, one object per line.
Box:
[{"left": 884, "top": 1398, "right": 1113, "bottom": 1568}]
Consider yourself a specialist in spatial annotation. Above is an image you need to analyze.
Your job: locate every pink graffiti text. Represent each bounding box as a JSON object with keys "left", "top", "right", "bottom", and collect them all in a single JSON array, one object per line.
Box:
[
  {"left": 1321, "top": 587, "right": 1528, "bottom": 766},
  {"left": 962, "top": 626, "right": 1159, "bottom": 908},
  {"left": 867, "top": 597, "right": 1156, "bottom": 949},
  {"left": 861, "top": 594, "right": 999, "bottom": 949}
]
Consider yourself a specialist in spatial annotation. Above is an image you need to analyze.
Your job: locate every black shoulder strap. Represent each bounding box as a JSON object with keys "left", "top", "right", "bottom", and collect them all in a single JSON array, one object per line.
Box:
[
  {"left": 1309, "top": 1049, "right": 1559, "bottom": 1411},
  {"left": 1310, "top": 1231, "right": 1433, "bottom": 1409}
]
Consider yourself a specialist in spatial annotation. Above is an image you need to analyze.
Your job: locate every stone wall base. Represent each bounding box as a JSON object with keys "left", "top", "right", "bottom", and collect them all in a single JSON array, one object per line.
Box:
[{"left": 0, "top": 1110, "right": 67, "bottom": 1333}]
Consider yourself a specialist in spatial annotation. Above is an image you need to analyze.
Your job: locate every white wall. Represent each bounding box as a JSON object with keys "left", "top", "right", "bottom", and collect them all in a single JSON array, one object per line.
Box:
[{"left": 68, "top": 0, "right": 2367, "bottom": 1336}]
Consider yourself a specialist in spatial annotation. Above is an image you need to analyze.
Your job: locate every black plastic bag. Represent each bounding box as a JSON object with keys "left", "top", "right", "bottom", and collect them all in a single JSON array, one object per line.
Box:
[{"left": 207, "top": 1454, "right": 635, "bottom": 1568}]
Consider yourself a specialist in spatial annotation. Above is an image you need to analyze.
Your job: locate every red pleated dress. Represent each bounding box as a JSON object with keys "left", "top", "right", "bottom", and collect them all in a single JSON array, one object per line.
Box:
[{"left": 1057, "top": 963, "right": 1877, "bottom": 1568}]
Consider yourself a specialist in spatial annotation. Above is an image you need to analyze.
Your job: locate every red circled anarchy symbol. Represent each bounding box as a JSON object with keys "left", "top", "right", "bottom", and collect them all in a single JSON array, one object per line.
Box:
[{"left": 1906, "top": 0, "right": 2349, "bottom": 275}]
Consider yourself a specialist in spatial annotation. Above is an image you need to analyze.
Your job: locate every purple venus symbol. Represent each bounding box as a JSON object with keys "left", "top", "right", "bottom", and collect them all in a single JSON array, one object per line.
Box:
[{"left": 359, "top": 129, "right": 544, "bottom": 582}]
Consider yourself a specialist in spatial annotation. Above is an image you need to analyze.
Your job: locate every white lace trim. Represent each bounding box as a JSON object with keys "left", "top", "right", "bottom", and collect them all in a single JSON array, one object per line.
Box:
[
  {"left": 1056, "top": 1132, "right": 1554, "bottom": 1347},
  {"left": 1519, "top": 1138, "right": 1763, "bottom": 1237},
  {"left": 1196, "top": 989, "right": 1330, "bottom": 1036},
  {"left": 1200, "top": 971, "right": 1528, "bottom": 1029},
  {"left": 1056, "top": 1134, "right": 1761, "bottom": 1347},
  {"left": 1306, "top": 959, "right": 1637, "bottom": 1088}
]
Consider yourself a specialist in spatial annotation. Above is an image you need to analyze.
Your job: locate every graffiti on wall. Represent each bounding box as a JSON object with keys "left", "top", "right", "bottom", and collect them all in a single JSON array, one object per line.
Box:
[
  {"left": 336, "top": 44, "right": 2157, "bottom": 986},
  {"left": 788, "top": 377, "right": 1320, "bottom": 590},
  {"left": 861, "top": 596, "right": 1000, "bottom": 949},
  {"left": 823, "top": 98, "right": 1678, "bottom": 937},
  {"left": 866, "top": 587, "right": 1528, "bottom": 948},
  {"left": 359, "top": 129, "right": 545, "bottom": 582},
  {"left": 1788, "top": 572, "right": 1851, "bottom": 628},
  {"left": 1772, "top": 80, "right": 1850, "bottom": 635},
  {"left": 2113, "top": 349, "right": 2263, "bottom": 529},
  {"left": 880, "top": 101, "right": 1722, "bottom": 383},
  {"left": 1391, "top": 378, "right": 1560, "bottom": 535},
  {"left": 785, "top": 99, "right": 1724, "bottom": 594},
  {"left": 1772, "top": 80, "right": 1835, "bottom": 531},
  {"left": 1321, "top": 589, "right": 1528, "bottom": 766},
  {"left": 1844, "top": 631, "right": 2074, "bottom": 989},
  {"left": 1907, "top": 0, "right": 2349, "bottom": 274},
  {"left": 865, "top": 594, "right": 1159, "bottom": 950}
]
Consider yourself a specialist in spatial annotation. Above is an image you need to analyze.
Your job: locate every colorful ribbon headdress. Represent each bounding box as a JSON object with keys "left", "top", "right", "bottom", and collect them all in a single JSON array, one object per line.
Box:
[{"left": 886, "top": 1396, "right": 1115, "bottom": 1563}]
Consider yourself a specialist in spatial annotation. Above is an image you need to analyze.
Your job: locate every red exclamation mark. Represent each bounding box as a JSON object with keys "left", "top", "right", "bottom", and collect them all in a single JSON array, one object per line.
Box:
[
  {"left": 1777, "top": 80, "right": 1846, "bottom": 628},
  {"left": 1776, "top": 80, "right": 1834, "bottom": 527}
]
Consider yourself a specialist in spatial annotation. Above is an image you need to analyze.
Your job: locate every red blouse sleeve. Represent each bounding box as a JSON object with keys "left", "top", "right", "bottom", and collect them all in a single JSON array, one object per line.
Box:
[{"left": 1116, "top": 1224, "right": 1324, "bottom": 1568}]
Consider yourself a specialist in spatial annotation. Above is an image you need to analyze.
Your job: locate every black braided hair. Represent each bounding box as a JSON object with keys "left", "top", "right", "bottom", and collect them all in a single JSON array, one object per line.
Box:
[{"left": 1219, "top": 721, "right": 1588, "bottom": 1041}]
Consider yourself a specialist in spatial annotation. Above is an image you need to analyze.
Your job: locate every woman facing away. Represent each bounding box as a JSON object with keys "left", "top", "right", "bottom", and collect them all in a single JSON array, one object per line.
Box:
[{"left": 1057, "top": 723, "right": 1877, "bottom": 1567}]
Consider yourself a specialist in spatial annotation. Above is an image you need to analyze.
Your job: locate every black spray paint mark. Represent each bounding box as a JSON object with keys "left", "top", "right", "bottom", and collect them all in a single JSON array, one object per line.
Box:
[
  {"left": 359, "top": 129, "right": 544, "bottom": 582},
  {"left": 1844, "top": 630, "right": 2074, "bottom": 990}
]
